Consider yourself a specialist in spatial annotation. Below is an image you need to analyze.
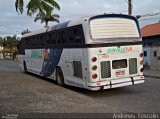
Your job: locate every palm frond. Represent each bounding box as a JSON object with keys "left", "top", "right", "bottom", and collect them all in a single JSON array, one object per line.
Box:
[
  {"left": 43, "top": 0, "right": 60, "bottom": 10},
  {"left": 52, "top": 14, "right": 60, "bottom": 18},
  {"left": 15, "top": 0, "right": 24, "bottom": 14},
  {"left": 52, "top": 18, "right": 60, "bottom": 23},
  {"left": 34, "top": 12, "right": 46, "bottom": 23},
  {"left": 27, "top": 0, "right": 41, "bottom": 16},
  {"left": 41, "top": 0, "right": 53, "bottom": 15}
]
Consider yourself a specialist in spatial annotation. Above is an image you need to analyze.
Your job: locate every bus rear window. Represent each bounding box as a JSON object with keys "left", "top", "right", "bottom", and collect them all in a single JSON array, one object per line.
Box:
[
  {"left": 112, "top": 59, "right": 127, "bottom": 69},
  {"left": 90, "top": 18, "right": 140, "bottom": 39}
]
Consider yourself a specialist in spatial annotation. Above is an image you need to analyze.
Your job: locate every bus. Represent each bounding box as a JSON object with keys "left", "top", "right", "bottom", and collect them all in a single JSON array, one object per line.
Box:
[{"left": 18, "top": 14, "right": 145, "bottom": 91}]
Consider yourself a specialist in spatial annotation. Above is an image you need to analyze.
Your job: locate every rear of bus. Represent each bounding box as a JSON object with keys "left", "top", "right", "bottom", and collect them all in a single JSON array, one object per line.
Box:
[{"left": 86, "top": 14, "right": 144, "bottom": 91}]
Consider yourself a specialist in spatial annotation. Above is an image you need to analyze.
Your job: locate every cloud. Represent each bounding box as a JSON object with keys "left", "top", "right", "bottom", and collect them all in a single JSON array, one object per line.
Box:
[
  {"left": 57, "top": 0, "right": 128, "bottom": 21},
  {"left": 0, "top": 0, "right": 160, "bottom": 37}
]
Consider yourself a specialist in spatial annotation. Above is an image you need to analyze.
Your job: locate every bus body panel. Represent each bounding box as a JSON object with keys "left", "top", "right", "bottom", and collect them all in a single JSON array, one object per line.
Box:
[
  {"left": 85, "top": 45, "right": 144, "bottom": 90},
  {"left": 58, "top": 48, "right": 87, "bottom": 88}
]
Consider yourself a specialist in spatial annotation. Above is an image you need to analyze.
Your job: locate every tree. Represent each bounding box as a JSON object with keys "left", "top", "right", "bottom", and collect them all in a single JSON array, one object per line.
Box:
[
  {"left": 34, "top": 12, "right": 60, "bottom": 27},
  {"left": 15, "top": 0, "right": 24, "bottom": 14},
  {"left": 4, "top": 36, "right": 18, "bottom": 50},
  {"left": 1, "top": 36, "right": 18, "bottom": 59},
  {"left": 15, "top": 0, "right": 60, "bottom": 16},
  {"left": 0, "top": 37, "right": 3, "bottom": 46}
]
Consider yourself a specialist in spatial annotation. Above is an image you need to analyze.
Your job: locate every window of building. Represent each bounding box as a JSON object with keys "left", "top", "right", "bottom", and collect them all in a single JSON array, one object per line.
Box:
[
  {"left": 154, "top": 51, "right": 157, "bottom": 57},
  {"left": 144, "top": 51, "right": 147, "bottom": 57}
]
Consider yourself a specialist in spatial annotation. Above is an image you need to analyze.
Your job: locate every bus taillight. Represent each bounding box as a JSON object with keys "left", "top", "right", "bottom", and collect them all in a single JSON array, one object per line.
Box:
[
  {"left": 92, "top": 57, "right": 97, "bottom": 62},
  {"left": 140, "top": 60, "right": 144, "bottom": 65},
  {"left": 140, "top": 53, "right": 144, "bottom": 58},
  {"left": 92, "top": 74, "right": 98, "bottom": 79},
  {"left": 92, "top": 65, "right": 97, "bottom": 71}
]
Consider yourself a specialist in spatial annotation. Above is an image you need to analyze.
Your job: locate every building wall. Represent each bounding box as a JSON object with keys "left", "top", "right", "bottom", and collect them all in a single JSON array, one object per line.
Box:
[
  {"left": 143, "top": 36, "right": 160, "bottom": 70},
  {"left": 150, "top": 47, "right": 160, "bottom": 70},
  {"left": 143, "top": 36, "right": 160, "bottom": 47},
  {"left": 143, "top": 47, "right": 151, "bottom": 66}
]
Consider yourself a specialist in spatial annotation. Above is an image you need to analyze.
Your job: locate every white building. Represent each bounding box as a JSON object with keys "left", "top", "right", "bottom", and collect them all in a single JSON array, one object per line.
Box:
[{"left": 141, "top": 22, "right": 160, "bottom": 70}]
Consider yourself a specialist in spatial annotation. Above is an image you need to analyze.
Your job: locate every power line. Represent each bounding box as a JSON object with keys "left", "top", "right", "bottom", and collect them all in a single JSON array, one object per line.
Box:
[
  {"left": 136, "top": 11, "right": 160, "bottom": 19},
  {"left": 139, "top": 17, "right": 160, "bottom": 21},
  {"left": 142, "top": 12, "right": 160, "bottom": 17}
]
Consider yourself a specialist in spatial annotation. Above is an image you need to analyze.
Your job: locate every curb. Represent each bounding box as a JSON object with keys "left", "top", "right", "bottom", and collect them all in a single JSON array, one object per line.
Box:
[{"left": 144, "top": 75, "right": 160, "bottom": 79}]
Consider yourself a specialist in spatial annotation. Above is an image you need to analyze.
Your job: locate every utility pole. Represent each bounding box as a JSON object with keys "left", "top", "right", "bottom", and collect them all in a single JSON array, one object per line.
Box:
[{"left": 128, "top": 0, "right": 132, "bottom": 15}]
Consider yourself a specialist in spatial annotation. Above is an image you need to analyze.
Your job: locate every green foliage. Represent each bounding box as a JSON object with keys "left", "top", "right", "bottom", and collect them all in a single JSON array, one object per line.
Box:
[
  {"left": 15, "top": 0, "right": 24, "bottom": 14},
  {"left": 15, "top": 0, "right": 60, "bottom": 16},
  {"left": 0, "top": 36, "right": 18, "bottom": 60},
  {"left": 0, "top": 36, "right": 18, "bottom": 49},
  {"left": 34, "top": 12, "right": 60, "bottom": 27},
  {"left": 0, "top": 37, "right": 3, "bottom": 46}
]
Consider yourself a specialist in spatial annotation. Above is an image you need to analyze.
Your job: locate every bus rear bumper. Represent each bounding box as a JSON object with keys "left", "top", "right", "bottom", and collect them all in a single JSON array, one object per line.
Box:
[{"left": 87, "top": 76, "right": 145, "bottom": 91}]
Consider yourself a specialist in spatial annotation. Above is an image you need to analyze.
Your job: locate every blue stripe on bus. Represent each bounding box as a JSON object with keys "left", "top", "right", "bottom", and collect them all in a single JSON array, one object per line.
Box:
[
  {"left": 41, "top": 48, "right": 63, "bottom": 77},
  {"left": 41, "top": 21, "right": 70, "bottom": 77}
]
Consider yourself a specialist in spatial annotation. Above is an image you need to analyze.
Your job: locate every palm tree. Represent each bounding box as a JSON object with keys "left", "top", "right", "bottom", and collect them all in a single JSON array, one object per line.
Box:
[
  {"left": 15, "top": 0, "right": 60, "bottom": 16},
  {"left": 34, "top": 12, "right": 60, "bottom": 27}
]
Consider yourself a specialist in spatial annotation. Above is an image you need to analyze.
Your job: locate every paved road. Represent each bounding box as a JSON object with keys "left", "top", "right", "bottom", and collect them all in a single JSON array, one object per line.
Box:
[{"left": 0, "top": 60, "right": 160, "bottom": 114}]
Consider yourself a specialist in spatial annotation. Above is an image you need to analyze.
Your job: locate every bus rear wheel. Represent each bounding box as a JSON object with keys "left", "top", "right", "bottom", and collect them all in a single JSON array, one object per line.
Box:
[{"left": 56, "top": 67, "right": 64, "bottom": 86}]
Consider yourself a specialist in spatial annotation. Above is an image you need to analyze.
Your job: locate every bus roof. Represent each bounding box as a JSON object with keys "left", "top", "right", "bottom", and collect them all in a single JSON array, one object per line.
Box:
[{"left": 21, "top": 14, "right": 137, "bottom": 38}]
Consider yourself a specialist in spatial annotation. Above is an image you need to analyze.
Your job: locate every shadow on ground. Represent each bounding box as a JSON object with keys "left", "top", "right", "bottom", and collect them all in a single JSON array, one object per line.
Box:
[{"left": 27, "top": 72, "right": 142, "bottom": 99}]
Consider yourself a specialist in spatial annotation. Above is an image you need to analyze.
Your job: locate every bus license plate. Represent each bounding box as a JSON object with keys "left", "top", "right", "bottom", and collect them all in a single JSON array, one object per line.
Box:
[{"left": 116, "top": 70, "right": 125, "bottom": 76}]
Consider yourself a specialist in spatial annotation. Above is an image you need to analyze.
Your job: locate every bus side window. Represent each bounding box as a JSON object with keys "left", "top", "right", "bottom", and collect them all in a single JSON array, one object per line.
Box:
[
  {"left": 28, "top": 37, "right": 32, "bottom": 48},
  {"left": 67, "top": 28, "right": 74, "bottom": 44},
  {"left": 51, "top": 32, "right": 57, "bottom": 45},
  {"left": 25, "top": 38, "right": 29, "bottom": 49},
  {"left": 46, "top": 33, "right": 51, "bottom": 45},
  {"left": 60, "top": 30, "right": 67, "bottom": 44},
  {"left": 74, "top": 27, "right": 82, "bottom": 44},
  {"left": 32, "top": 37, "right": 36, "bottom": 47},
  {"left": 35, "top": 36, "right": 41, "bottom": 48},
  {"left": 22, "top": 38, "right": 26, "bottom": 49},
  {"left": 20, "top": 40, "right": 25, "bottom": 54},
  {"left": 40, "top": 35, "right": 45, "bottom": 46},
  {"left": 57, "top": 31, "right": 62, "bottom": 45}
]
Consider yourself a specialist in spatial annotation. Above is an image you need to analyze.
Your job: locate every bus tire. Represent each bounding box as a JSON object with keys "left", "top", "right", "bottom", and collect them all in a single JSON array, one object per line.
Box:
[
  {"left": 23, "top": 61, "right": 28, "bottom": 73},
  {"left": 56, "top": 67, "right": 64, "bottom": 86}
]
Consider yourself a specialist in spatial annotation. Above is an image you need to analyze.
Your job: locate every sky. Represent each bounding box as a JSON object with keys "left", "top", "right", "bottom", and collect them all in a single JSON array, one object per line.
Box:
[{"left": 0, "top": 0, "right": 160, "bottom": 37}]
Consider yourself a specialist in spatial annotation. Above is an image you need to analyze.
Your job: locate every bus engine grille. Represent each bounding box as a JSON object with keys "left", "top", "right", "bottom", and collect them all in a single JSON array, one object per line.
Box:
[
  {"left": 101, "top": 61, "right": 111, "bottom": 78},
  {"left": 129, "top": 58, "right": 137, "bottom": 74}
]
